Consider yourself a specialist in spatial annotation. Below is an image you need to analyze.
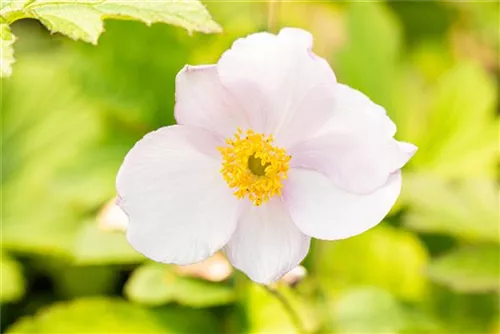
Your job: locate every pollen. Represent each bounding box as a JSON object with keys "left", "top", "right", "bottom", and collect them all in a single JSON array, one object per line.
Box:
[{"left": 218, "top": 128, "right": 291, "bottom": 206}]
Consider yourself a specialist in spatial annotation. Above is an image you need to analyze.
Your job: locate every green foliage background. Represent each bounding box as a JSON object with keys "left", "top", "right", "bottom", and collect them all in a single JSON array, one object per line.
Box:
[{"left": 1, "top": 1, "right": 499, "bottom": 333}]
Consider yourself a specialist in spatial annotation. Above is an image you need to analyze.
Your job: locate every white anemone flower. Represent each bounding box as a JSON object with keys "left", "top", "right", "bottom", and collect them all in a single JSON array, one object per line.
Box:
[{"left": 116, "top": 28, "right": 416, "bottom": 284}]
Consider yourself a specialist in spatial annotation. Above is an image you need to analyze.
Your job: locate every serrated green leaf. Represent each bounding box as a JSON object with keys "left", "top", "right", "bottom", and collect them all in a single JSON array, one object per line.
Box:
[
  {"left": 5, "top": 297, "right": 219, "bottom": 333},
  {"left": 30, "top": 4, "right": 104, "bottom": 44},
  {"left": 316, "top": 224, "right": 429, "bottom": 301},
  {"left": 94, "top": 0, "right": 222, "bottom": 33},
  {"left": 0, "top": 0, "right": 31, "bottom": 13},
  {"left": 1, "top": 23, "right": 16, "bottom": 76},
  {"left": 0, "top": 252, "right": 26, "bottom": 303},
  {"left": 427, "top": 245, "right": 500, "bottom": 293},
  {"left": 403, "top": 174, "right": 499, "bottom": 243},
  {"left": 125, "top": 263, "right": 235, "bottom": 307},
  {"left": 73, "top": 222, "right": 144, "bottom": 265},
  {"left": 0, "top": 0, "right": 221, "bottom": 76}
]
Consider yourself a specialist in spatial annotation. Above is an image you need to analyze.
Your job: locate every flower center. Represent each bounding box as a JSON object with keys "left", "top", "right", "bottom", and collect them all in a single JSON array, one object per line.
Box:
[
  {"left": 247, "top": 155, "right": 269, "bottom": 176},
  {"left": 218, "top": 128, "right": 291, "bottom": 206}
]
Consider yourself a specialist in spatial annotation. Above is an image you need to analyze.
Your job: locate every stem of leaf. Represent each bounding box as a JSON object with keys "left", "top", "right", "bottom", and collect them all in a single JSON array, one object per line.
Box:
[{"left": 264, "top": 285, "right": 308, "bottom": 334}]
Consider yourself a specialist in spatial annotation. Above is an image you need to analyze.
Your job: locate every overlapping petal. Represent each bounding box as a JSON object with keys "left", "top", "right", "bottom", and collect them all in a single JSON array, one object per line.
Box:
[
  {"left": 175, "top": 65, "right": 249, "bottom": 138},
  {"left": 118, "top": 27, "right": 417, "bottom": 285},
  {"left": 217, "top": 28, "right": 336, "bottom": 147},
  {"left": 224, "top": 198, "right": 310, "bottom": 284},
  {"left": 283, "top": 169, "right": 402, "bottom": 240},
  {"left": 117, "top": 125, "right": 242, "bottom": 264},
  {"left": 290, "top": 84, "right": 416, "bottom": 194}
]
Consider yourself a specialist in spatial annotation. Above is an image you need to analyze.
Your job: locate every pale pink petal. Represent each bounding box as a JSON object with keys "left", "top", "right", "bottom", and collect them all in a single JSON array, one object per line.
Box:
[
  {"left": 397, "top": 141, "right": 419, "bottom": 159},
  {"left": 316, "top": 84, "right": 397, "bottom": 137},
  {"left": 283, "top": 169, "right": 402, "bottom": 240},
  {"left": 289, "top": 84, "right": 416, "bottom": 194},
  {"left": 175, "top": 65, "right": 249, "bottom": 138},
  {"left": 290, "top": 132, "right": 412, "bottom": 194},
  {"left": 224, "top": 198, "right": 310, "bottom": 284},
  {"left": 217, "top": 28, "right": 336, "bottom": 146},
  {"left": 117, "top": 125, "right": 242, "bottom": 264},
  {"left": 278, "top": 27, "right": 313, "bottom": 48}
]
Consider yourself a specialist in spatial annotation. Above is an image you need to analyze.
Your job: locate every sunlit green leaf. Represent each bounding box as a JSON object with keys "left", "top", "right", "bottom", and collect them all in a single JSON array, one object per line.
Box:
[
  {"left": 0, "top": 252, "right": 26, "bottom": 303},
  {"left": 95, "top": 0, "right": 222, "bottom": 34},
  {"left": 0, "top": 23, "right": 16, "bottom": 76},
  {"left": 0, "top": 0, "right": 221, "bottom": 77},
  {"left": 1, "top": 0, "right": 222, "bottom": 39},
  {"left": 125, "top": 263, "right": 235, "bottom": 307},
  {"left": 316, "top": 225, "right": 429, "bottom": 301},
  {"left": 73, "top": 222, "right": 144, "bottom": 265},
  {"left": 403, "top": 174, "right": 499, "bottom": 243},
  {"left": 5, "top": 297, "right": 219, "bottom": 333},
  {"left": 427, "top": 245, "right": 500, "bottom": 293}
]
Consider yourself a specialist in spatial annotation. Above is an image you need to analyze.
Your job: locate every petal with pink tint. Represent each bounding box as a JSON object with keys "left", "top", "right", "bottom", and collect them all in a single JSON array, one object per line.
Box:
[
  {"left": 289, "top": 84, "right": 416, "bottom": 194},
  {"left": 283, "top": 169, "right": 402, "bottom": 240},
  {"left": 316, "top": 84, "right": 397, "bottom": 137},
  {"left": 117, "top": 125, "right": 242, "bottom": 265},
  {"left": 225, "top": 198, "right": 310, "bottom": 284},
  {"left": 217, "top": 28, "right": 336, "bottom": 146},
  {"left": 175, "top": 65, "right": 249, "bottom": 138},
  {"left": 290, "top": 132, "right": 413, "bottom": 194}
]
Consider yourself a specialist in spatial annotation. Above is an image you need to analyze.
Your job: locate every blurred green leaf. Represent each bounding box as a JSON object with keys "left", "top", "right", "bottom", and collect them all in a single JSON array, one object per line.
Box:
[
  {"left": 427, "top": 245, "right": 500, "bottom": 293},
  {"left": 52, "top": 266, "right": 120, "bottom": 298},
  {"left": 335, "top": 1, "right": 402, "bottom": 114},
  {"left": 332, "top": 288, "right": 407, "bottom": 333},
  {"left": 73, "top": 222, "right": 144, "bottom": 265},
  {"left": 0, "top": 252, "right": 26, "bottom": 303},
  {"left": 246, "top": 283, "right": 320, "bottom": 334},
  {"left": 70, "top": 21, "right": 188, "bottom": 129},
  {"left": 6, "top": 297, "right": 219, "bottom": 333},
  {"left": 332, "top": 287, "right": 443, "bottom": 334},
  {"left": 389, "top": 2, "right": 454, "bottom": 45},
  {"left": 125, "top": 263, "right": 235, "bottom": 307},
  {"left": 1, "top": 23, "right": 16, "bottom": 76},
  {"left": 403, "top": 174, "right": 499, "bottom": 243},
  {"left": 409, "top": 61, "right": 498, "bottom": 178},
  {"left": 1, "top": 54, "right": 104, "bottom": 257},
  {"left": 426, "top": 284, "right": 498, "bottom": 333},
  {"left": 316, "top": 225, "right": 428, "bottom": 301}
]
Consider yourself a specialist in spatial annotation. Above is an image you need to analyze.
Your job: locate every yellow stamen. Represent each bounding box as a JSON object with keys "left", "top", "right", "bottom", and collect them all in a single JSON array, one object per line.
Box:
[{"left": 218, "top": 128, "right": 291, "bottom": 206}]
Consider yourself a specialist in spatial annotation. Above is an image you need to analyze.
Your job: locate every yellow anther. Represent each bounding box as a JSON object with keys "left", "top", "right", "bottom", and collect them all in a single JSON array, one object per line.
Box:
[{"left": 218, "top": 128, "right": 291, "bottom": 206}]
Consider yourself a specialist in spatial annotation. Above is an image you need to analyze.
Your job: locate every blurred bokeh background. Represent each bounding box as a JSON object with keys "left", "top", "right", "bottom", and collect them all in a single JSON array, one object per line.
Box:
[{"left": 1, "top": 1, "right": 499, "bottom": 333}]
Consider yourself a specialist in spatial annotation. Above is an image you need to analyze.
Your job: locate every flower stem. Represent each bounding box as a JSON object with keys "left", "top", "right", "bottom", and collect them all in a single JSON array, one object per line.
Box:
[{"left": 264, "top": 285, "right": 308, "bottom": 334}]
